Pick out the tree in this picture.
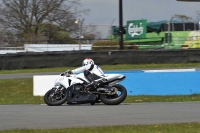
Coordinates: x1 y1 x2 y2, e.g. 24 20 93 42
196 10 200 21
83 24 101 43
0 0 89 45
173 14 192 22
42 24 77 44
80 24 102 44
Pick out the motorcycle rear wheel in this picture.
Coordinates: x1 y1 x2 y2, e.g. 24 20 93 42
100 84 127 105
44 89 67 106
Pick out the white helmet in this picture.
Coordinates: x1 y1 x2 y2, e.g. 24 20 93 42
82 58 94 66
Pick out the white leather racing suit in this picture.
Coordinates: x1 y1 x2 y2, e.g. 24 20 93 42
72 64 105 79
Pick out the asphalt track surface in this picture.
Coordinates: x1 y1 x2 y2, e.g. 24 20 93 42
0 72 200 131
0 102 200 131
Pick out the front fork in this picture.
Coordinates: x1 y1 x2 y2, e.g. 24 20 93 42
51 86 65 98
53 85 64 91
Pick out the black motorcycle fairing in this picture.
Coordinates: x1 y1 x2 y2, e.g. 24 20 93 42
66 84 97 104
76 77 89 85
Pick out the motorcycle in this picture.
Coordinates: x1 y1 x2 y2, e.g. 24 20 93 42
44 71 127 106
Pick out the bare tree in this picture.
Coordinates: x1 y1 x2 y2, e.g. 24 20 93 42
196 10 200 21
81 24 102 43
174 14 192 21
0 0 89 45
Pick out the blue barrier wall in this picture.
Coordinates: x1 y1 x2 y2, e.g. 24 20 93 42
105 70 200 96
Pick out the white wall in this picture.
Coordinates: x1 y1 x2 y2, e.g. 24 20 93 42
33 75 58 96
0 50 25 54
24 44 92 52
0 44 93 54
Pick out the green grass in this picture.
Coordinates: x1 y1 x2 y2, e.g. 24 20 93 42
0 78 43 104
0 123 200 133
125 94 200 103
1 63 200 74
0 78 200 105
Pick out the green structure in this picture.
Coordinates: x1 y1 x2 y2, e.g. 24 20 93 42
112 26 119 35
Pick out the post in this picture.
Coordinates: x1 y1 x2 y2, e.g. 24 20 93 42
119 0 124 50
168 16 174 48
78 23 81 50
75 18 84 50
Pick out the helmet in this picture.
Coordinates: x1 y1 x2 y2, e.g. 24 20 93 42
82 58 94 66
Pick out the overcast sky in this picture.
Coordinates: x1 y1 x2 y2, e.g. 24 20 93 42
80 0 200 38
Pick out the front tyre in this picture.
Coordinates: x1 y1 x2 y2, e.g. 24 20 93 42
44 88 67 106
100 84 127 105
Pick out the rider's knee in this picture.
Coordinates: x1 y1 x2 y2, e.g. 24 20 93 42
84 70 90 76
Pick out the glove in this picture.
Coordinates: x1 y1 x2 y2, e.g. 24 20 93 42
60 72 65 76
60 70 73 76
65 70 73 75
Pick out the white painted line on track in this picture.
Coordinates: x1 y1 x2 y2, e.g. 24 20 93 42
144 68 196 73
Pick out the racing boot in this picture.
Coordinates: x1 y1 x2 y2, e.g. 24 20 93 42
85 81 98 91
96 78 107 85
87 78 107 91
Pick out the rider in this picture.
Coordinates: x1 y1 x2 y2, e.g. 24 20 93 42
65 58 106 90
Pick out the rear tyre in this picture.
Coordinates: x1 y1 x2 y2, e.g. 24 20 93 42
44 88 67 106
100 84 127 105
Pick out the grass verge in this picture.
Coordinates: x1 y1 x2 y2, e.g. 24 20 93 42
0 78 200 105
0 123 200 133
0 63 200 74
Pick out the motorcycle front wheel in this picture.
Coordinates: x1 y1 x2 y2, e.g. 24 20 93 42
100 84 127 105
44 88 67 106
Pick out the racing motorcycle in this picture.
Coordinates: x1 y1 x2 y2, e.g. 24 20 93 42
44 71 127 106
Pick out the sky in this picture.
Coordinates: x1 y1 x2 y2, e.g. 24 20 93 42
80 0 200 38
